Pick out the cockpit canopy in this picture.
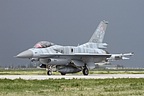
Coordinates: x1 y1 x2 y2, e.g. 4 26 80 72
34 41 54 48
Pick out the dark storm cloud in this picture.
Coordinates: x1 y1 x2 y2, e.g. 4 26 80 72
0 0 143 67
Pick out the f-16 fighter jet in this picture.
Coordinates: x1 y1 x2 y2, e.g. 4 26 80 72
16 20 133 75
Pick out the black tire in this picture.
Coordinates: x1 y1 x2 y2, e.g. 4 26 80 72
82 67 89 75
47 70 52 75
61 73 66 75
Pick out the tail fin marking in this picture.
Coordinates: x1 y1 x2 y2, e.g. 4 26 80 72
89 20 108 43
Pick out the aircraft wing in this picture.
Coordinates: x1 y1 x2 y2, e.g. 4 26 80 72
39 53 111 69
39 53 111 58
38 53 111 63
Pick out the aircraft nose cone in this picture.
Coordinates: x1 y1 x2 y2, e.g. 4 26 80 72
16 50 33 58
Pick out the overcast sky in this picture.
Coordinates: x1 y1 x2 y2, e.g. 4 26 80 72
0 0 143 67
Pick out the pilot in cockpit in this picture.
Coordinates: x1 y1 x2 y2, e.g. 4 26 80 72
34 41 54 48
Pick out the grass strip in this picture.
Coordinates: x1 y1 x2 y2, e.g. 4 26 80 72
0 78 144 96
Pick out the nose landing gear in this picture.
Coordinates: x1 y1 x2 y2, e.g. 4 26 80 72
46 65 52 75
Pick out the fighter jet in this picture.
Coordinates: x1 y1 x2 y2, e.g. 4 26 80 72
16 20 133 75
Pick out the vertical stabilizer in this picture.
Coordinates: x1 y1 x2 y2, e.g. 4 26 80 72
89 20 108 43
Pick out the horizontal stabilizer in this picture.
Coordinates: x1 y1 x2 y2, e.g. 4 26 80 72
107 52 134 61
122 57 129 60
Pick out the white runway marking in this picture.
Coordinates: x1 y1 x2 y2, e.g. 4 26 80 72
0 74 144 80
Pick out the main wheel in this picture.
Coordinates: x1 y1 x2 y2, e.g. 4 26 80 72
61 73 66 75
82 67 89 75
47 70 52 75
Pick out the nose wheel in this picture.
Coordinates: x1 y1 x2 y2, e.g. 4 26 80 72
46 65 52 75
47 70 52 75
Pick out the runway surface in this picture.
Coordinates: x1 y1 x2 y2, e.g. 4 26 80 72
0 74 144 80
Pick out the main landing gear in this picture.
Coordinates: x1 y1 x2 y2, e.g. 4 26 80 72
82 65 89 75
60 73 66 75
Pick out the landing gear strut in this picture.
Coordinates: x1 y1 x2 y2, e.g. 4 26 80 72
82 65 89 75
